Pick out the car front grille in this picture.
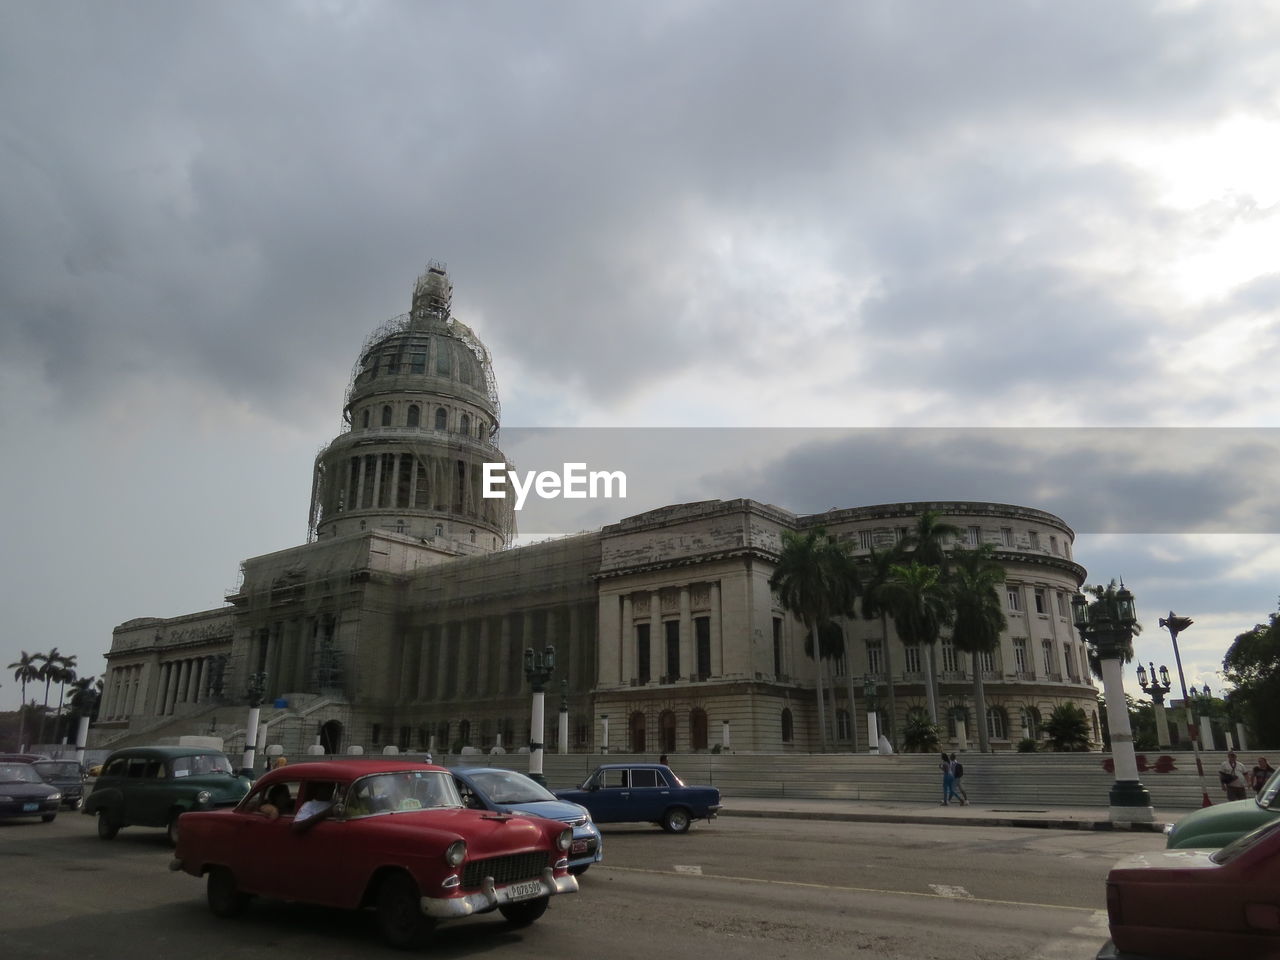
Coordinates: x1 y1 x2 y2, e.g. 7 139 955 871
462 851 547 888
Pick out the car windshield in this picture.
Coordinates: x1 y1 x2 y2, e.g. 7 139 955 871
469 769 556 804
34 762 81 778
346 771 461 816
1258 768 1280 810
0 763 43 784
1210 817 1280 865
172 754 234 777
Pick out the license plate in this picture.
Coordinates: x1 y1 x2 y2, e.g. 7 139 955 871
22 803 38 812
504 880 544 902
570 839 587 854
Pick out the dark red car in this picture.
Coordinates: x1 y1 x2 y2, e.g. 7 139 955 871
170 760 578 948
1099 817 1280 959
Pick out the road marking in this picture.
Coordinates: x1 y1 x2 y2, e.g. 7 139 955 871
1030 910 1110 959
673 864 703 875
928 884 973 899
602 865 1097 913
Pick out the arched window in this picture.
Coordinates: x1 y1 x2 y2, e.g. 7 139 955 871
690 708 708 750
457 719 471 748
1091 712 1101 744
435 721 450 751
361 409 370 429
836 709 851 741
986 706 1008 740
407 405 420 427
460 413 470 435
381 405 392 427
1020 706 1042 740
946 706 971 739
469 529 476 543
781 708 794 743
659 710 677 753
629 711 646 754
435 407 447 430
476 419 486 438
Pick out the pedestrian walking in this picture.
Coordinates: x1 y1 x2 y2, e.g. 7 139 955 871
939 750 963 805
949 752 968 805
1251 756 1275 793
1218 751 1249 801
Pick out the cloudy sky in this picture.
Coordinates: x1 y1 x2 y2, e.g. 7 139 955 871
3 1 1279 718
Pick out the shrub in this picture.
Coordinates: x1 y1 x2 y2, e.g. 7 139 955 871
1016 737 1039 753
902 714 941 753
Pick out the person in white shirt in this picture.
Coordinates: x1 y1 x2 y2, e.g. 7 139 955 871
1218 752 1248 801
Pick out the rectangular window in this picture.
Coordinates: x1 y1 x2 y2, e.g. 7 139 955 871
1007 588 1022 612
1041 639 1054 676
866 639 882 675
968 525 982 547
1049 535 1058 555
1013 638 1028 673
695 616 711 678
904 645 922 673
1034 588 1047 615
1029 531 1041 551
1056 592 1068 617
636 623 650 684
979 649 995 673
772 617 783 677
665 620 680 680
941 640 958 673
859 530 873 550
1081 646 1091 680
1001 527 1014 547
410 353 426 374
1063 643 1074 680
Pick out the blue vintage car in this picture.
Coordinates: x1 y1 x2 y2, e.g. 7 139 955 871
555 763 721 834
451 767 603 875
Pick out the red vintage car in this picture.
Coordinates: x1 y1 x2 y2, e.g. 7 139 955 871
1098 817 1280 959
170 760 578 948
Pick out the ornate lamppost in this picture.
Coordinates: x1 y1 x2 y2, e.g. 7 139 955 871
863 675 879 755
1135 662 1173 747
600 714 609 754
241 671 268 777
523 645 555 785
557 680 569 754
1071 584 1154 823
1192 683 1216 750
1159 613 1212 807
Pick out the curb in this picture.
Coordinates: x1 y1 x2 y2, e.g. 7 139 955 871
720 807 1171 833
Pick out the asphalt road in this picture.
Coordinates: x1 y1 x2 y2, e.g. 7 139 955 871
0 812 1164 960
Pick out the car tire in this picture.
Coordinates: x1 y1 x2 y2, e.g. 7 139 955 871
498 895 549 926
167 811 183 848
376 872 436 950
41 813 56 823
569 864 590 876
206 867 250 918
661 806 691 834
96 811 119 840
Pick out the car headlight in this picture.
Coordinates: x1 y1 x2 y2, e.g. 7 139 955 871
557 828 573 852
445 839 466 866
196 790 212 806
49 792 62 801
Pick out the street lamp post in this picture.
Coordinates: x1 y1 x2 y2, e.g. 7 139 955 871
600 714 609 754
523 645 555 785
863 675 879 755
557 680 569 754
1071 584 1155 824
1135 662 1173 747
1194 684 1216 750
1159 613 1212 807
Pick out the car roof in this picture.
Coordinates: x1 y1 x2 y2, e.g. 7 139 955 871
104 746 228 760
256 760 445 783
594 763 666 770
452 767 532 778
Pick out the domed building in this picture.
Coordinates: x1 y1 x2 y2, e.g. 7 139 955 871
92 265 1102 758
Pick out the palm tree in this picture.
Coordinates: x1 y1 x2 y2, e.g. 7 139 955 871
902 509 964 573
804 621 856 749
7 651 41 749
770 527 857 752
881 561 953 725
34 647 65 746
68 675 103 723
1044 702 1091 751
949 546 1007 753
859 543 907 749
53 654 77 743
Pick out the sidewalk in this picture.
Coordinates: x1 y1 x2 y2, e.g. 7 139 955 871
720 796 1182 833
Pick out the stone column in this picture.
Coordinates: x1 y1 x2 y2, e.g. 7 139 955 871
620 595 633 685
435 623 450 700
649 591 662 682
679 585 694 680
710 581 723 677
521 611 535 694
498 616 512 695
371 453 385 509
567 604 581 690
152 662 171 716
457 620 472 697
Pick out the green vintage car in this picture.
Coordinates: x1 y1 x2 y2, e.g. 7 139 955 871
1165 767 1280 848
83 746 252 846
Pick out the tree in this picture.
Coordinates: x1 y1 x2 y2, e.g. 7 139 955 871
67 675 103 726
770 527 858 752
804 621 849 748
1223 603 1280 748
880 562 953 725
1044 702 1091 752
948 546 1007 753
901 711 940 753
34 647 67 746
901 509 964 573
7 651 40 749
858 543 907 749
53 654 77 743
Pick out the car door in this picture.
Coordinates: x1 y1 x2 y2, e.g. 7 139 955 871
122 757 168 825
626 767 670 820
586 767 631 821
235 780 347 904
